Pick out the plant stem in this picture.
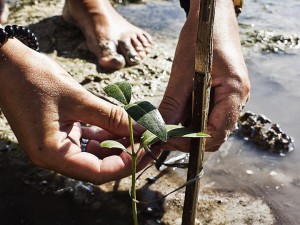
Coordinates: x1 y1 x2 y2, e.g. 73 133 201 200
131 154 138 225
128 116 138 225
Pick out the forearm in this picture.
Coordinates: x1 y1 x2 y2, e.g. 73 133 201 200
0 37 47 109
0 39 50 149
159 0 250 152
0 39 31 108
160 0 247 120
186 0 247 81
212 0 248 78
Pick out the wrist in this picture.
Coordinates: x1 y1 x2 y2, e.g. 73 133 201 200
0 25 39 50
0 39 30 105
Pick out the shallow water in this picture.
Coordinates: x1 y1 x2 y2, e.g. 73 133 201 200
235 2 300 224
118 0 300 224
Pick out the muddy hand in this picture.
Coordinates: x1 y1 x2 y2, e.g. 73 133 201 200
159 0 250 152
0 38 154 185
63 0 152 71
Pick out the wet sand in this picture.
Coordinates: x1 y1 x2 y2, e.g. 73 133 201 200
1 0 299 224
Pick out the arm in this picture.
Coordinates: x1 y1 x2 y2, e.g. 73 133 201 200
159 0 250 151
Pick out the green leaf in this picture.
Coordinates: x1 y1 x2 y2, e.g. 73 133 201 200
166 125 209 138
125 101 167 142
103 82 132 105
141 130 160 147
100 140 126 150
141 124 210 146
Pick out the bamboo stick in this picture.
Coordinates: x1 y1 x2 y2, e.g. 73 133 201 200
181 0 216 225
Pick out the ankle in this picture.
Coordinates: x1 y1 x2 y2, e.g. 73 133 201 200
0 1 8 24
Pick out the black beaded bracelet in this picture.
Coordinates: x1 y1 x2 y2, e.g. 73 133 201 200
0 25 39 51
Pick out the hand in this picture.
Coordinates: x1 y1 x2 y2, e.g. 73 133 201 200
158 0 250 152
0 39 154 184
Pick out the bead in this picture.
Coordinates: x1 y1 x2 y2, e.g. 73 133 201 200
12 25 18 30
4 25 14 38
24 29 31 36
0 28 8 45
15 26 27 37
21 28 31 37
1 25 39 51
32 43 39 51
25 39 39 51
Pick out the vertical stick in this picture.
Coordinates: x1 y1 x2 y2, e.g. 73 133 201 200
181 0 216 225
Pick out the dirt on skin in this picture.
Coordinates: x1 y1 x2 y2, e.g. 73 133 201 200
0 1 275 225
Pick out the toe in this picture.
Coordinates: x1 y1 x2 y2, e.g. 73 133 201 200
140 31 153 45
97 39 126 71
118 40 141 66
137 33 152 54
131 37 147 59
131 37 144 52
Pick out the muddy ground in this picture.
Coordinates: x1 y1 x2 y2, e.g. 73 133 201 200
0 0 276 225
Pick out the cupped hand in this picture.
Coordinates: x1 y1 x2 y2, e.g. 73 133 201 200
0 39 154 184
158 0 250 152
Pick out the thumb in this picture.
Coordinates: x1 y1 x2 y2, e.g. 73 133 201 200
67 87 130 137
159 92 192 125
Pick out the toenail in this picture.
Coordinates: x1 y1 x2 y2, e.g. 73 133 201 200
128 55 141 64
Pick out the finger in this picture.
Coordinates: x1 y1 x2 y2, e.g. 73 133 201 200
57 145 133 184
158 65 193 125
84 134 131 158
118 40 141 66
205 96 241 150
64 122 82 146
160 137 219 152
85 139 124 159
81 129 133 159
53 141 158 185
67 87 131 137
159 93 192 125
206 145 221 152
81 126 121 142
81 125 145 145
136 147 161 171
97 39 126 70
158 136 210 153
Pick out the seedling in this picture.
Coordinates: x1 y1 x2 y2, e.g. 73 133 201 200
100 81 208 225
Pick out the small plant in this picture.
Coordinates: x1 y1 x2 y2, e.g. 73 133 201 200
100 81 208 225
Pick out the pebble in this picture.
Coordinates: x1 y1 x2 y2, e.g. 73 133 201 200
269 171 277 176
246 170 254 175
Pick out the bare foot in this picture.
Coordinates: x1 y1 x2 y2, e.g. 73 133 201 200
0 0 8 24
62 0 152 71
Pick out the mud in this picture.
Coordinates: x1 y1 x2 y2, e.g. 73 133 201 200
0 138 275 225
0 0 279 225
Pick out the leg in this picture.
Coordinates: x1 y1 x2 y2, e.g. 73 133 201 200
0 0 8 24
62 0 152 71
